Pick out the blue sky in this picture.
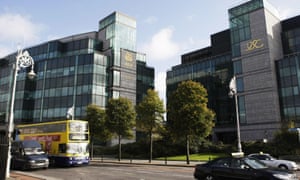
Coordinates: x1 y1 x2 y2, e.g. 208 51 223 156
0 0 300 102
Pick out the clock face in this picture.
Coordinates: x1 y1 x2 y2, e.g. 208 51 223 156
125 51 133 62
124 51 135 68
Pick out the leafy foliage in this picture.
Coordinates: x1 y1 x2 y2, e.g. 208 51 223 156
105 98 136 138
136 89 165 133
167 80 215 140
167 80 215 164
85 104 111 142
136 89 165 162
105 97 136 160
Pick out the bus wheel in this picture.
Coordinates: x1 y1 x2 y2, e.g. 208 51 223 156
50 159 55 167
21 164 27 171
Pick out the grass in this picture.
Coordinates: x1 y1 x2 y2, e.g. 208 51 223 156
156 153 227 162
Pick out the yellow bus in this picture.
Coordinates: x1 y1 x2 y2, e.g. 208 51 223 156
17 120 89 166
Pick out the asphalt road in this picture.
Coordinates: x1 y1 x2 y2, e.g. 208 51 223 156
10 161 300 180
19 163 195 180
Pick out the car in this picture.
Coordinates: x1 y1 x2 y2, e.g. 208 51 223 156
248 153 298 171
11 140 49 170
193 156 298 180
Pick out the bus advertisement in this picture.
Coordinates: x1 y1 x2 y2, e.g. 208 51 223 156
17 120 89 166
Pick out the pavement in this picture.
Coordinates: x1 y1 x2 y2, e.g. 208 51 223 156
6 172 47 180
5 159 199 180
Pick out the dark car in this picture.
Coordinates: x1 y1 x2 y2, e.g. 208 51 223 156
194 156 298 180
11 140 49 170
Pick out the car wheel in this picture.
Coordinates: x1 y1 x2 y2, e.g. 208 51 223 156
204 174 214 180
278 165 288 170
21 164 27 171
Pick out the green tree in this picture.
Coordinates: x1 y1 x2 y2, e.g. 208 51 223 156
85 104 110 159
136 89 165 162
105 97 136 161
167 80 215 164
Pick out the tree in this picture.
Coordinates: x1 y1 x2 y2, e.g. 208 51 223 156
167 80 215 164
85 104 110 159
136 89 165 162
105 97 136 161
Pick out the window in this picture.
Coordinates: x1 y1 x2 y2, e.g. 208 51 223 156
237 77 244 92
238 96 246 123
59 144 66 153
234 60 242 74
113 91 119 98
113 71 120 86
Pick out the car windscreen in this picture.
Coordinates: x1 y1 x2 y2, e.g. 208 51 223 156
244 157 268 169
24 148 45 155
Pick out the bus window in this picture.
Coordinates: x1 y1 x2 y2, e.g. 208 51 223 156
59 144 66 153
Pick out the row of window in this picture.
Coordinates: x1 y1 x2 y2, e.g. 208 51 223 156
283 28 300 54
229 0 263 18
168 55 231 78
283 106 300 118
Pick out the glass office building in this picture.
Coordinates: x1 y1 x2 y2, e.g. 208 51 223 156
167 0 300 142
0 12 154 125
276 15 300 125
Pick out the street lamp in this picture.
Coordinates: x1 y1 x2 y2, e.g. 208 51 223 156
229 76 242 153
5 49 36 178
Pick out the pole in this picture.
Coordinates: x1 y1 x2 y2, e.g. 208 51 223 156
234 93 242 153
5 49 36 178
5 61 18 178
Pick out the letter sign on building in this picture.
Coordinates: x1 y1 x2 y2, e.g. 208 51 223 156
124 51 134 68
246 39 264 51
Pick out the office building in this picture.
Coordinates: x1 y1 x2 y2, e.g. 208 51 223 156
0 12 154 125
166 0 300 142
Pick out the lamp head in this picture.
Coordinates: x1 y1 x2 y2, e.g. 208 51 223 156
228 90 234 98
27 69 36 79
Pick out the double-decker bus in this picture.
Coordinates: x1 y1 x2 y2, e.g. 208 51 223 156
16 120 89 166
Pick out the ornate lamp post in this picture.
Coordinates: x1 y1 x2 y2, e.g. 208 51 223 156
5 49 36 178
229 76 242 153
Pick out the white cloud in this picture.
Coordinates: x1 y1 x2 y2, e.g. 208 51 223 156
0 13 44 47
141 27 180 61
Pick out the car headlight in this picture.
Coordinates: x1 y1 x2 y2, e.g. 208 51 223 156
29 160 36 163
291 162 298 168
273 173 294 180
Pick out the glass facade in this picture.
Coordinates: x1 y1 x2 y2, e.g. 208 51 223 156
276 15 300 126
167 53 234 125
167 0 299 142
0 12 153 125
282 28 300 54
228 0 263 57
277 54 300 123
99 12 138 103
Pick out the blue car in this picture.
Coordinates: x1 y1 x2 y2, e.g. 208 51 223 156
10 140 49 170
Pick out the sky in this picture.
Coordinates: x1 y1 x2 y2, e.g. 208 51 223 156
0 0 300 103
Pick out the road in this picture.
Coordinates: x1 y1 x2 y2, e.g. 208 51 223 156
11 161 300 180
22 163 195 180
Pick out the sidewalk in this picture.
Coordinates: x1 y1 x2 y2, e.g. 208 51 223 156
91 157 201 167
6 171 46 180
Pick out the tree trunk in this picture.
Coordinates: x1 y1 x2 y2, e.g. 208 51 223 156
149 131 153 163
186 136 190 165
118 135 121 161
